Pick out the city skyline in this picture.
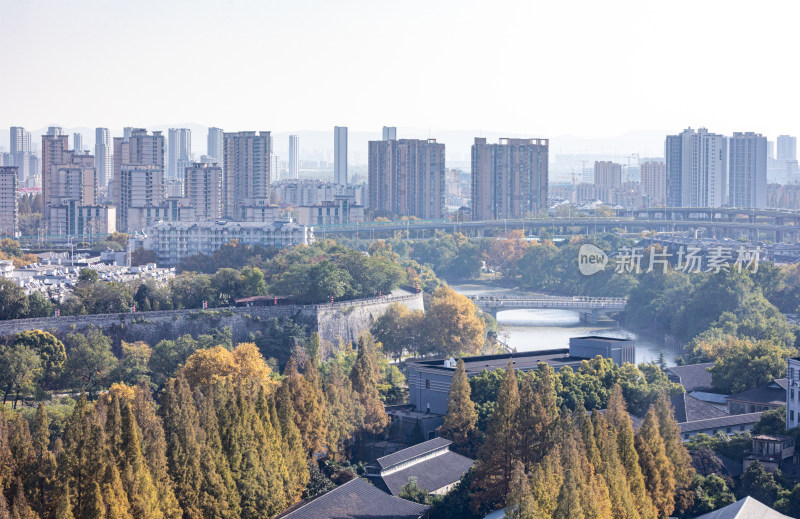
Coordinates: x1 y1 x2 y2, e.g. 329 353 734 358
2 0 800 140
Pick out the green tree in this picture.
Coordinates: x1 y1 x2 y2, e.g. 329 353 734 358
753 407 786 435
398 477 430 505
350 334 389 435
63 329 117 394
709 336 792 394
472 360 520 509
736 461 780 506
12 330 66 388
0 278 29 320
0 343 42 407
439 359 478 454
26 291 54 318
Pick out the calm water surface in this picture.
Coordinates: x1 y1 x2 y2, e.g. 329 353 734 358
451 283 680 366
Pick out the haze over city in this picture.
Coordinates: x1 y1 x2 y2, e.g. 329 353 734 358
2 0 799 146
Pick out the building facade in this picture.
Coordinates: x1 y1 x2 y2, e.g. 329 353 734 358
222 131 271 218
119 164 165 232
382 126 397 141
47 203 116 239
185 162 223 221
787 358 800 429
471 137 549 220
640 160 666 206
10 126 31 183
369 138 446 219
729 132 767 209
207 127 224 164
272 179 365 206
95 128 113 190
334 126 347 185
142 220 312 266
288 135 299 179
594 161 622 189
293 198 365 226
0 167 18 237
777 135 797 161
167 128 192 180
665 128 728 207
113 128 165 208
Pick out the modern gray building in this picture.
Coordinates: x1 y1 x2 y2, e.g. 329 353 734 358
382 126 397 141
288 134 299 179
729 132 767 209
665 128 728 208
334 126 347 185
777 135 797 161
73 133 83 153
222 131 271 217
407 337 633 415
10 126 31 183
207 127 224 164
95 128 113 190
167 128 192 180
471 137 549 220
368 138 446 219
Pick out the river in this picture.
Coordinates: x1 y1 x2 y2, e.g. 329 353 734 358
451 283 681 366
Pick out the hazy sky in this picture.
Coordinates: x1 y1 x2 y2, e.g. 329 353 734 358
2 0 799 139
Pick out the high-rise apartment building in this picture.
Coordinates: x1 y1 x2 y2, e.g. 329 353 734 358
0 167 18 237
382 126 397 141
288 135 299 179
10 127 31 183
665 128 727 208
119 164 165 231
73 133 83 153
207 127 224 164
640 161 666 207
113 128 165 208
777 135 797 161
47 126 64 136
471 137 549 220
368 138 446 219
41 134 70 207
185 162 223 221
168 128 192 180
95 128 113 189
594 161 622 188
334 126 347 185
222 131 271 218
729 132 767 209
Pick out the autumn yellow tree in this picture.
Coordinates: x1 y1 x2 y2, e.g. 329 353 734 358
424 286 486 357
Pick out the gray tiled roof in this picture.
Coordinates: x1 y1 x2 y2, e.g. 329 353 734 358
380 450 475 496
692 496 790 518
679 412 763 434
376 437 452 470
666 363 715 392
727 379 786 407
277 478 429 519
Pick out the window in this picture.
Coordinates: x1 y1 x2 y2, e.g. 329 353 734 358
792 410 795 422
425 379 430 389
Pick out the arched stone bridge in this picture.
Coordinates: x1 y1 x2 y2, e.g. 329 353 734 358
470 296 628 324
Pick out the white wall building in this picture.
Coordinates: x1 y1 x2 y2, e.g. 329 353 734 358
167 128 192 180
288 134 299 179
142 220 312 266
272 179 365 206
334 126 347 185
95 128 113 190
729 132 767 209
665 128 728 207
207 127 224 164
787 358 800 429
293 198 364 226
